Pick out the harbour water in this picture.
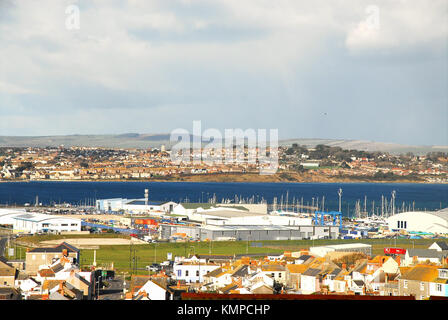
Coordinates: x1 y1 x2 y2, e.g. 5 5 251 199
0 181 447 217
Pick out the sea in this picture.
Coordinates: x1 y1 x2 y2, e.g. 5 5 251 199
0 181 447 217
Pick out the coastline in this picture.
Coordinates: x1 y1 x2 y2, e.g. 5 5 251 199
0 175 445 185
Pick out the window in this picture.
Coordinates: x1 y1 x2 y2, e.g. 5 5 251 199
404 221 407 229
403 280 408 289
278 273 282 278
420 282 425 291
71 224 77 226
196 271 199 277
397 221 400 228
177 270 182 277
437 284 442 292
271 273 275 278
185 270 189 276
61 224 68 226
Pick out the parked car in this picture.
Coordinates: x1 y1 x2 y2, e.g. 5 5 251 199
145 263 161 272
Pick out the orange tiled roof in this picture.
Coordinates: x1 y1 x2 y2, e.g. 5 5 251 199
286 264 308 274
38 269 55 277
400 265 440 282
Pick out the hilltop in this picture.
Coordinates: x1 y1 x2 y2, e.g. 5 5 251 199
0 134 446 155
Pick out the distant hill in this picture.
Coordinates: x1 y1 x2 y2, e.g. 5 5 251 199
0 134 446 155
279 138 448 155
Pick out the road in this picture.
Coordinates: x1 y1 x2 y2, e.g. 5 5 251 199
98 278 126 300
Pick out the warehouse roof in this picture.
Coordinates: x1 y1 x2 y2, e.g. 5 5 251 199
427 208 448 222
200 225 308 231
13 212 80 223
197 210 262 218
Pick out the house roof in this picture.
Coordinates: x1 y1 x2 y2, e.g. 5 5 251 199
296 255 314 263
407 249 446 259
42 279 63 290
286 264 308 274
0 268 16 277
51 263 64 274
0 256 14 268
28 242 79 253
433 241 448 250
400 265 439 282
49 291 69 300
204 267 223 278
353 280 365 287
231 265 250 278
220 282 239 294
196 254 234 262
261 264 285 272
74 273 91 286
302 268 322 277
38 269 55 277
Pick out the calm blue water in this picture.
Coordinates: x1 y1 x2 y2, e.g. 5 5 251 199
0 181 447 217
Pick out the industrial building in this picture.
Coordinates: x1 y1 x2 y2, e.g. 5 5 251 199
159 223 340 241
2 212 81 234
172 204 312 227
96 188 177 215
0 209 81 234
0 208 27 225
173 203 268 215
386 208 448 235
309 243 372 257
96 198 177 215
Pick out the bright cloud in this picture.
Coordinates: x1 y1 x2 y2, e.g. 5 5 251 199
0 0 446 145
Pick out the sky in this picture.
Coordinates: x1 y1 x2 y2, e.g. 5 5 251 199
0 0 447 146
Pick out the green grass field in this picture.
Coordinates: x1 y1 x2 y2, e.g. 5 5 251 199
18 233 130 245
77 238 439 274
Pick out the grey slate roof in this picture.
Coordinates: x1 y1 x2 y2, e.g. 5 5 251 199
407 249 446 259
434 241 448 250
29 242 79 253
353 280 365 287
302 268 321 277
51 263 64 274
232 265 250 278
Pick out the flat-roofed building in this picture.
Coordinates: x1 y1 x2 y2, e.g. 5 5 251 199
12 213 81 234
159 223 339 241
310 243 372 258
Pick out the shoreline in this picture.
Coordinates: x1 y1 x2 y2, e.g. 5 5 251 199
0 178 446 185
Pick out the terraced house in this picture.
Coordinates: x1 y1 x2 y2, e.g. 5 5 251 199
399 265 444 300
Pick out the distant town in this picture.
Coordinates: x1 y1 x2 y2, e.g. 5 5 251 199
0 145 447 183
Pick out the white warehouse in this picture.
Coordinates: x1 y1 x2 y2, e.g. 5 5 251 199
11 212 81 234
386 208 448 235
0 208 28 225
